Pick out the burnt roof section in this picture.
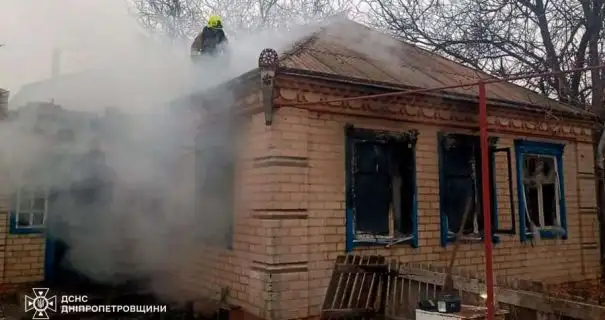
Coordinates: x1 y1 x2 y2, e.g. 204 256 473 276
277 19 595 119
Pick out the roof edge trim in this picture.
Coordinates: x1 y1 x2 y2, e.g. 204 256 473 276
277 68 597 122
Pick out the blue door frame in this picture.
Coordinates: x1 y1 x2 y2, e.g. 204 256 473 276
44 233 56 283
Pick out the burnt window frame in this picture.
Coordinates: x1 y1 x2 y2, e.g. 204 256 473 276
344 125 419 251
437 132 517 247
514 139 567 241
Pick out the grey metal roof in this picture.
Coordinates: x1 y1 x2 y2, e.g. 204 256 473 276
277 19 594 118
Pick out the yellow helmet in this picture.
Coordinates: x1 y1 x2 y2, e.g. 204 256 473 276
207 15 222 28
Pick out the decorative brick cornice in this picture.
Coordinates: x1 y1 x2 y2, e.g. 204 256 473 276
272 80 594 143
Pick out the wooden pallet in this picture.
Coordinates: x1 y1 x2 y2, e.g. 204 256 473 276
320 255 390 320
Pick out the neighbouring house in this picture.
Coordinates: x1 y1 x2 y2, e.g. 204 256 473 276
0 96 195 296
8 72 144 112
0 101 117 293
171 19 602 319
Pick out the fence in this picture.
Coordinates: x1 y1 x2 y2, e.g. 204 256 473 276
320 255 605 320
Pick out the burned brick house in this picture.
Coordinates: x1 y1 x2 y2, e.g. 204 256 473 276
0 18 601 319
174 19 602 319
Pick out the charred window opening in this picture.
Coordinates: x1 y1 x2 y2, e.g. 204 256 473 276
438 133 514 246
345 125 419 250
515 140 567 241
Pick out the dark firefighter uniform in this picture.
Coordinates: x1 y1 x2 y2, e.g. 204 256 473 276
191 15 228 57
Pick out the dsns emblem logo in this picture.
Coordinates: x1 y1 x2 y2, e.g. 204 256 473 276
24 288 57 320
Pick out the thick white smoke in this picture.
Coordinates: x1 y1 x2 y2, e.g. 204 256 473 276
0 0 319 301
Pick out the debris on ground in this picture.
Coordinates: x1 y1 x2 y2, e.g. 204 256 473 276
547 277 605 304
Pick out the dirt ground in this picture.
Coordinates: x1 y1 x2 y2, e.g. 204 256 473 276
547 277 605 304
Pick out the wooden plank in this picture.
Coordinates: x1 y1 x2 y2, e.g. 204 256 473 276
337 255 359 309
398 266 605 320
377 260 390 315
365 256 384 311
335 264 390 273
346 256 364 309
322 255 347 313
332 255 353 311
322 255 389 319
354 256 370 309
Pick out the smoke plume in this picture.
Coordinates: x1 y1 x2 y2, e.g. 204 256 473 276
0 0 318 301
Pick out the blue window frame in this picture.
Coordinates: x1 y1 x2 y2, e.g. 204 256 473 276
10 187 49 234
437 133 515 246
344 125 419 251
514 139 567 241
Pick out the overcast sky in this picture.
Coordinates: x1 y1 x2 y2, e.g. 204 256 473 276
0 0 323 112
0 0 143 93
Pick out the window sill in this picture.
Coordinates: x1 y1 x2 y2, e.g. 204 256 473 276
9 226 45 235
9 214 46 235
351 235 418 249
524 228 567 240
445 232 500 245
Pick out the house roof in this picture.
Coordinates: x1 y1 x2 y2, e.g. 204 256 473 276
274 19 594 118
9 70 185 112
8 72 122 110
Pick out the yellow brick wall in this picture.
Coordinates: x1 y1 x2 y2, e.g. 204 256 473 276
253 106 601 319
174 111 286 318
0 210 45 291
0 98 597 320
176 106 318 320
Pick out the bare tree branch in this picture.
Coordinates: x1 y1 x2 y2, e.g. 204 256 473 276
363 0 605 112
130 0 358 40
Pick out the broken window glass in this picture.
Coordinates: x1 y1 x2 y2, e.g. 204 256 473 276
521 154 559 230
525 186 540 227
352 141 391 236
348 128 416 245
542 184 556 226
437 132 515 244
439 134 484 240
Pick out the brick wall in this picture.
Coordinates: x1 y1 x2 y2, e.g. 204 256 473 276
0 94 598 319
249 105 600 319
175 104 323 319
173 111 278 318
0 210 45 294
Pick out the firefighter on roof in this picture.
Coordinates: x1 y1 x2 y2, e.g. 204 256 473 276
191 15 228 57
